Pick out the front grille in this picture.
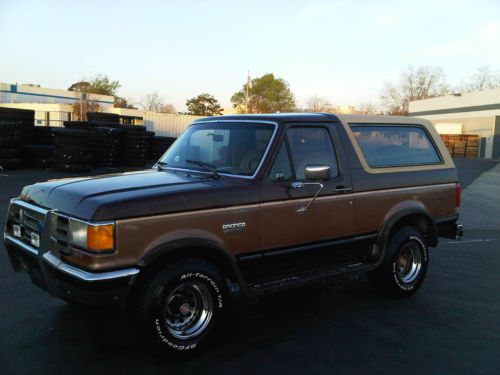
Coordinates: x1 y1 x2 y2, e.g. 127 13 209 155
51 215 71 255
7 201 48 248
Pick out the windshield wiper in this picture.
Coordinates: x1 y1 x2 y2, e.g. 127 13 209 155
156 161 168 170
185 160 220 179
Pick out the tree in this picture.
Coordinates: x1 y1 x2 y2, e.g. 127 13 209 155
114 96 137 109
461 66 500 92
186 93 223 116
68 74 121 96
231 73 297 114
140 92 176 113
141 92 163 112
71 99 101 121
380 66 449 116
355 103 379 115
158 104 177 114
306 96 334 112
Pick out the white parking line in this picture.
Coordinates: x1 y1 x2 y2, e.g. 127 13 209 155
445 238 498 244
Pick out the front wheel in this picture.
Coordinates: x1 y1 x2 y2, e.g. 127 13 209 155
368 227 429 298
129 258 229 357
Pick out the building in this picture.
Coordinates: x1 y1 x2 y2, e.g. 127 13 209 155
0 82 201 137
0 82 114 127
409 88 500 159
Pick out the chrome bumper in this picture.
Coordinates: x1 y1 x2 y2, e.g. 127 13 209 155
4 232 140 305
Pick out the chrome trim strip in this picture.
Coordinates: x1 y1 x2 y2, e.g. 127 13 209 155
156 120 279 180
4 235 39 256
53 212 114 227
42 252 140 282
11 199 49 215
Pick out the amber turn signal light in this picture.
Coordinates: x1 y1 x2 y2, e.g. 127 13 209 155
87 224 114 251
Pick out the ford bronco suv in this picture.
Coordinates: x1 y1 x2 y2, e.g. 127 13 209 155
4 114 463 356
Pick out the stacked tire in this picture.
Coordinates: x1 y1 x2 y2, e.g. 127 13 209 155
0 121 22 170
90 127 121 167
22 145 54 169
149 136 176 161
87 112 120 124
120 125 149 167
0 108 34 143
53 128 91 172
21 126 57 168
33 126 57 145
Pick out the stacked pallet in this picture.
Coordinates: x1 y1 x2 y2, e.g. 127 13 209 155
465 136 479 158
439 134 479 158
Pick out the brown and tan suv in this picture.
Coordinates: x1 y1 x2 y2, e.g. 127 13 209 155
4 113 463 356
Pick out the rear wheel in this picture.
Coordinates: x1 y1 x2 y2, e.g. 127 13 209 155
129 258 229 357
368 227 429 298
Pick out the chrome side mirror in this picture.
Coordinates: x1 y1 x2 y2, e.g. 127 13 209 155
304 165 331 181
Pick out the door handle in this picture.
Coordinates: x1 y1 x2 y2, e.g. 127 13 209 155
334 186 352 193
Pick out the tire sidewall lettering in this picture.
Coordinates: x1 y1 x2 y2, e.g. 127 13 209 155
152 271 225 351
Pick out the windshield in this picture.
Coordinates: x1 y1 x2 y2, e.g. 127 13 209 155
159 122 275 177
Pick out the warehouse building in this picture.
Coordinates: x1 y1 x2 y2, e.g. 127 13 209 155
0 82 200 137
409 88 500 159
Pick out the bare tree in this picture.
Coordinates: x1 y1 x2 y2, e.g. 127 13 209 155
355 103 379 115
158 104 177 114
381 66 449 116
306 96 334 112
461 66 500 92
140 92 176 113
141 92 163 112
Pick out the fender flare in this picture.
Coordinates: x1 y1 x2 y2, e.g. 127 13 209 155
376 202 438 251
137 237 246 286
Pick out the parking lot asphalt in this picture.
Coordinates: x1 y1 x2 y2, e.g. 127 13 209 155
1 160 499 375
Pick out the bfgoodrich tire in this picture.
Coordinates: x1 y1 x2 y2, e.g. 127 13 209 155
129 258 229 358
368 227 429 298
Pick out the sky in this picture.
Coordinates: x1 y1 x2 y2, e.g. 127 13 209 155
1 0 499 111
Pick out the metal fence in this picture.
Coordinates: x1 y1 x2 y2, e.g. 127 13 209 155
141 113 202 137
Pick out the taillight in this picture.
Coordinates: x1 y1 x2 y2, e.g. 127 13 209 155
455 182 461 208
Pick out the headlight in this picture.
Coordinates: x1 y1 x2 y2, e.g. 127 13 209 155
68 219 114 252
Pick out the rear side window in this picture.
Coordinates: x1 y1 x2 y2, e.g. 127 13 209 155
350 125 442 168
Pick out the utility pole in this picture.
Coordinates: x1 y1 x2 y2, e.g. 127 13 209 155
245 71 251 114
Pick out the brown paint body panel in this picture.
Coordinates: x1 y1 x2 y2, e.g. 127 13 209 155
353 183 456 234
13 114 460 276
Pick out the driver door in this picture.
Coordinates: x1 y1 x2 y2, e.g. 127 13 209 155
259 124 354 250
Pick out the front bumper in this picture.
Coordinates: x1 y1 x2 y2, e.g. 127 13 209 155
4 200 140 306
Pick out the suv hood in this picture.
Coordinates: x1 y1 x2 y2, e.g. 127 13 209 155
20 169 254 221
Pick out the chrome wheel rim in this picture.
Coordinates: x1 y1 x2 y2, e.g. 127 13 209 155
163 282 213 340
396 242 422 284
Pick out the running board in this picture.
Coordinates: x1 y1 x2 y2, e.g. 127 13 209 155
250 262 370 291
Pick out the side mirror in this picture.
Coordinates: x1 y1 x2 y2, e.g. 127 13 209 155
304 164 331 181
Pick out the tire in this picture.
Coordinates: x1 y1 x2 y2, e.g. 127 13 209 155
129 258 229 358
120 124 146 132
0 148 19 158
0 158 22 170
0 135 21 146
53 163 91 173
54 128 90 137
368 227 429 298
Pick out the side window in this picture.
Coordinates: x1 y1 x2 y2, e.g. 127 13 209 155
269 142 293 181
350 125 442 167
287 127 339 180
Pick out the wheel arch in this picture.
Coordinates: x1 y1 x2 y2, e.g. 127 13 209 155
377 202 438 250
137 238 244 285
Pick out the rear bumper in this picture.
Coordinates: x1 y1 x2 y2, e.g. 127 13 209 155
4 234 140 306
436 215 464 240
